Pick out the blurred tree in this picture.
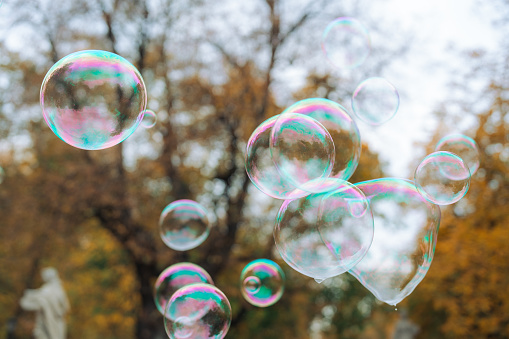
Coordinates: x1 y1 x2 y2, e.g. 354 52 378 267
410 73 509 338
0 0 406 338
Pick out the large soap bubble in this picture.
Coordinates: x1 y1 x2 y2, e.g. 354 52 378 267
40 50 147 150
435 133 480 176
270 113 335 193
321 17 371 69
240 259 285 307
245 115 310 200
274 179 373 281
351 77 400 126
414 151 470 205
274 99 361 181
349 178 441 306
159 200 211 251
164 283 231 339
154 263 214 317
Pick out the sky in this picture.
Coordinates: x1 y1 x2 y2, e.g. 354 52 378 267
0 0 502 179
353 0 500 177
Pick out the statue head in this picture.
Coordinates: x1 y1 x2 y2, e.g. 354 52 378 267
41 267 59 283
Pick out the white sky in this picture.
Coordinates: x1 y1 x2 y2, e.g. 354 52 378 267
354 0 500 177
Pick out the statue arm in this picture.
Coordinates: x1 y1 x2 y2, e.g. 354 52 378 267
20 290 42 311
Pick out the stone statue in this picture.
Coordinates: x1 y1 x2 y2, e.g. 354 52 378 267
393 308 419 339
20 267 70 339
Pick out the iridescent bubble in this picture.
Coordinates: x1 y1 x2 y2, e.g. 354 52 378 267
40 50 147 150
239 259 285 307
141 109 157 129
275 98 361 181
414 151 470 205
349 178 441 306
321 17 371 69
159 200 211 251
270 112 335 192
154 263 214 317
351 77 400 126
245 115 310 200
435 133 480 176
274 179 373 281
164 283 231 339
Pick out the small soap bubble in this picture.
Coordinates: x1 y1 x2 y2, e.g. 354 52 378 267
435 134 480 176
164 283 231 339
270 112 335 192
141 109 157 128
274 179 373 281
240 259 285 307
154 263 214 317
245 115 310 200
350 178 441 306
352 77 400 125
243 276 261 294
414 151 470 205
322 17 371 69
159 200 211 251
40 50 147 150
276 98 361 181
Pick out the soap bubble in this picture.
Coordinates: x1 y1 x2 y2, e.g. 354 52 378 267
414 151 470 205
164 283 231 339
159 200 211 251
40 50 147 150
270 112 335 192
274 179 373 281
275 98 361 181
352 77 400 126
240 259 285 307
245 115 310 200
435 134 480 176
141 109 157 128
322 17 371 69
349 178 441 306
154 263 214 317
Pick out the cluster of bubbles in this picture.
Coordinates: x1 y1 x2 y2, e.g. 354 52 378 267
35 13 482 336
239 259 285 307
243 18 481 308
